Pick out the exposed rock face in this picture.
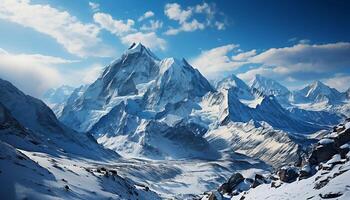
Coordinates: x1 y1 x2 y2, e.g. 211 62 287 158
309 141 338 165
309 123 350 165
277 166 299 183
218 172 244 194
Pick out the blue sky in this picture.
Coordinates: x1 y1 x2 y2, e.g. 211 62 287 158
0 0 349 97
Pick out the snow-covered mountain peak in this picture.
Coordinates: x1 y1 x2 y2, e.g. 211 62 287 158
216 74 250 91
295 80 344 104
251 74 290 96
124 42 159 60
306 80 332 97
158 57 181 74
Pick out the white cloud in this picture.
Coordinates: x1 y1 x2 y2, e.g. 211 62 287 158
164 3 192 23
164 2 225 35
195 2 213 15
138 11 154 22
94 11 167 51
232 49 256 61
93 12 135 36
0 0 114 57
215 21 225 30
237 42 350 87
324 75 350 92
121 32 166 51
140 20 163 32
237 66 275 83
77 64 104 84
165 19 205 35
0 48 76 97
89 2 100 12
190 44 246 78
250 42 350 74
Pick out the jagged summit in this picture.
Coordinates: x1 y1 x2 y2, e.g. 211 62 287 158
295 80 344 103
251 74 290 96
124 42 159 60
216 74 250 91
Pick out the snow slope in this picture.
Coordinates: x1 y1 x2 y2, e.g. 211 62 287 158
0 141 161 200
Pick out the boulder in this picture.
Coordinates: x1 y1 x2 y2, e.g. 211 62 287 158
278 166 298 183
228 173 245 189
219 173 244 194
271 181 282 188
334 128 350 147
309 142 338 165
299 164 312 180
251 174 265 188
208 191 223 200
339 144 350 158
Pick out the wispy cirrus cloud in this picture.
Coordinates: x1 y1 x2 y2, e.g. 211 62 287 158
0 0 114 57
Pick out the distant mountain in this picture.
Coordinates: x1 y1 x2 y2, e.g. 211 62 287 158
250 74 291 106
293 80 345 104
42 85 75 116
216 74 254 100
251 74 291 97
42 85 74 105
250 77 348 119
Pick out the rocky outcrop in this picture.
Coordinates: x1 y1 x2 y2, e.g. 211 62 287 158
218 173 244 194
202 120 350 200
277 166 299 183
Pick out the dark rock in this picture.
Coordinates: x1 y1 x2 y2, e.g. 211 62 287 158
218 183 230 194
299 164 312 180
271 181 282 188
309 142 338 165
278 166 298 183
334 128 350 147
64 185 70 191
109 169 117 175
228 173 245 189
208 191 222 200
219 173 244 194
251 174 265 188
314 178 330 189
319 192 342 199
339 145 350 158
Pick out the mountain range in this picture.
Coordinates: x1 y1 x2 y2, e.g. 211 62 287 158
54 43 348 163
1 43 350 199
